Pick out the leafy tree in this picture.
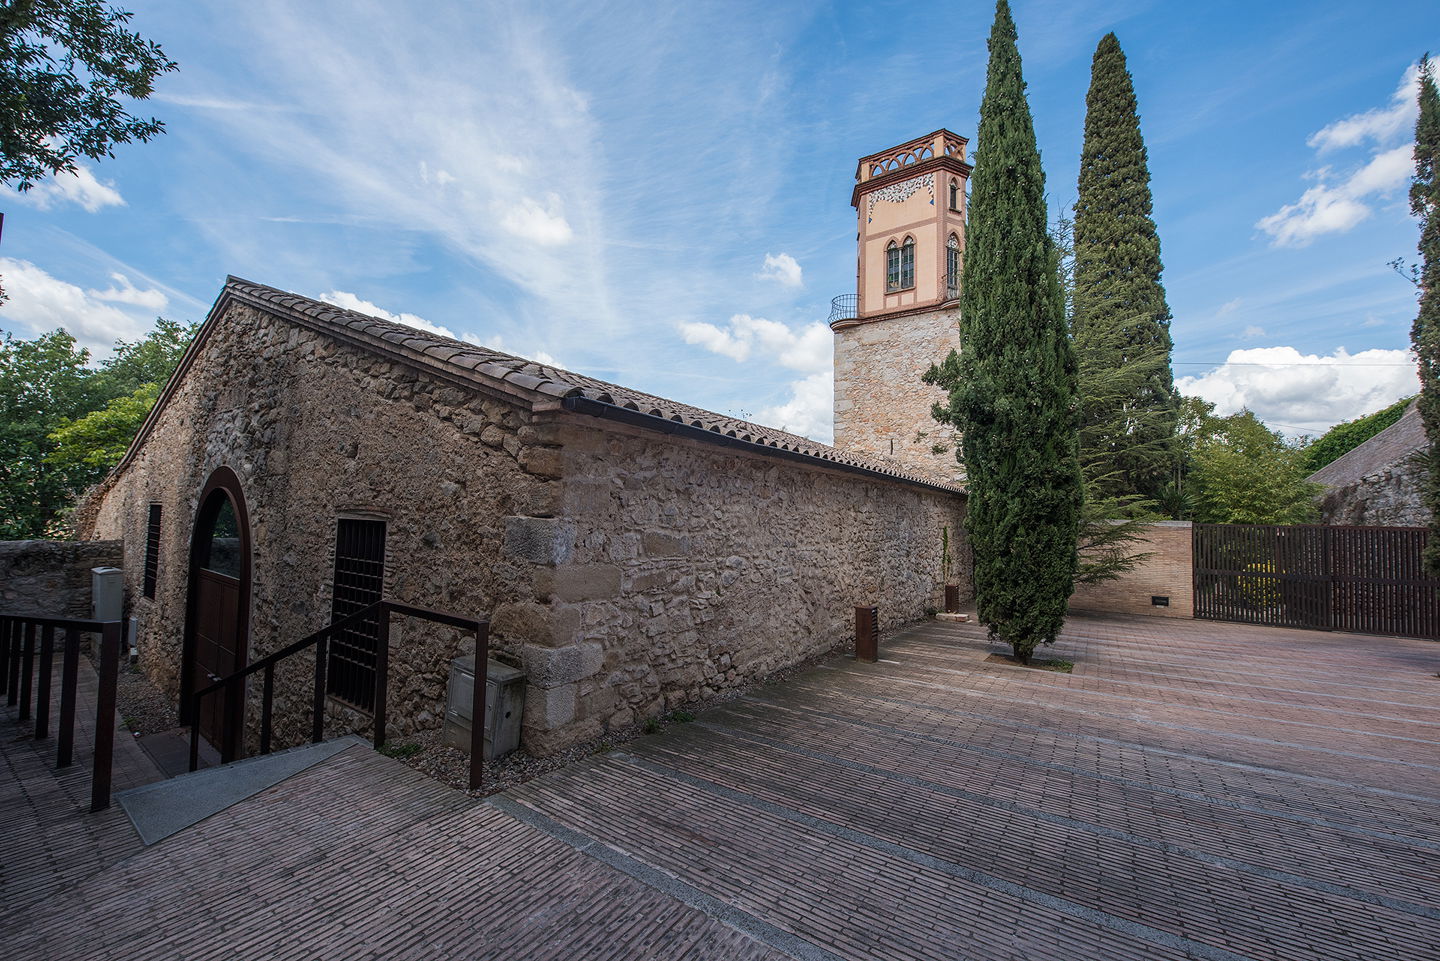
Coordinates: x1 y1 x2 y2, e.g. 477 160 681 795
1189 406 1321 525
926 0 1081 664
0 318 193 537
1071 33 1178 505
1299 394 1415 474
1410 54 1440 574
0 0 176 189
0 329 98 537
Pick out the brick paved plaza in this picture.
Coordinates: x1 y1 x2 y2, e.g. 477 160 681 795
3 613 1438 959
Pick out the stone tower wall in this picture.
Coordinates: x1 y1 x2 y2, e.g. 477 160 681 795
832 307 961 479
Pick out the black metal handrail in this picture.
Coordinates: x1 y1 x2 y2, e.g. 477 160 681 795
2 613 125 811
188 600 490 790
828 293 858 324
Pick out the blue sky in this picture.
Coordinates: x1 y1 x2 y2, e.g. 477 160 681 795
2 0 1437 441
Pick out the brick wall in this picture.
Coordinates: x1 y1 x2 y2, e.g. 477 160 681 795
0 540 123 619
1068 521 1192 619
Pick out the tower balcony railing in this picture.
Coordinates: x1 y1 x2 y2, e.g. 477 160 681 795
828 294 858 324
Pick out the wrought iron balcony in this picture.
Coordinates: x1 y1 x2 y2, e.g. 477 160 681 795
828 294 858 324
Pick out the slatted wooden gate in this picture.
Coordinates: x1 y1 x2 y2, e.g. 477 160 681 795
1193 523 1440 639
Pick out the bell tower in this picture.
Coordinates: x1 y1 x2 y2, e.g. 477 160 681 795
830 129 971 479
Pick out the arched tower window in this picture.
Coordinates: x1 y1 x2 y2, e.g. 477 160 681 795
948 179 960 211
886 240 901 291
900 236 915 290
946 233 961 299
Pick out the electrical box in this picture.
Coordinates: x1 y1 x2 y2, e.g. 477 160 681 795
91 567 124 622
443 656 525 760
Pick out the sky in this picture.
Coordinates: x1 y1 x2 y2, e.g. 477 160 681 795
1 0 1437 443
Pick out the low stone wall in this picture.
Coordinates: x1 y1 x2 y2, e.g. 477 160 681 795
0 540 123 619
1068 521 1192 619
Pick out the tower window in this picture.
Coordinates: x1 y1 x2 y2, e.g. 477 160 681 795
948 179 960 211
885 239 917 292
900 237 915 290
886 241 901 291
947 234 961 299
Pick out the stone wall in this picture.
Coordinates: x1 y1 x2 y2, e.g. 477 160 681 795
1317 463 1431 528
832 308 961 481
511 416 969 754
1068 521 1193 619
81 302 555 750
81 298 970 758
0 540 123 619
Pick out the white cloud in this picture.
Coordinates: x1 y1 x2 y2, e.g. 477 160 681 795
1258 61 1435 247
89 273 169 312
498 194 574 246
319 290 463 341
0 258 151 351
5 165 125 213
1308 60 1438 153
678 313 830 372
1241 325 1267 340
1177 346 1418 435
756 370 833 443
476 333 563 369
757 252 803 288
1217 298 1242 316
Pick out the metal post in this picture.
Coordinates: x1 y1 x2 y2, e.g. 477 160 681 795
312 635 328 744
91 621 121 812
372 608 391 752
469 620 490 793
220 676 239 764
2 618 14 704
35 625 54 739
260 663 275 756
18 621 36 721
58 627 80 768
189 698 201 773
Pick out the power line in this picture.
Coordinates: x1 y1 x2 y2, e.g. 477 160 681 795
1173 362 1414 368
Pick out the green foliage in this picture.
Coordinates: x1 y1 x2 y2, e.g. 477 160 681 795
1189 407 1322 525
378 741 422 759
926 1 1081 664
1074 491 1155 586
1410 54 1440 575
0 0 177 189
1072 33 1178 504
1299 395 1415 474
0 319 194 537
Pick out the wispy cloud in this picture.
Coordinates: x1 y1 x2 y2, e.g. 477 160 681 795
1258 60 1437 247
4 165 125 213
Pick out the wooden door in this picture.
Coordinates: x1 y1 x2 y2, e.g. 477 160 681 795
192 568 241 744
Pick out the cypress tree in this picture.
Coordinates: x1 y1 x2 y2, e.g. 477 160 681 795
1411 55 1440 574
927 0 1082 663
1072 33 1178 505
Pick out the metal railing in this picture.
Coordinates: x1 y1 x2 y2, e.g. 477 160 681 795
2 614 125 811
188 601 491 790
828 293 858 324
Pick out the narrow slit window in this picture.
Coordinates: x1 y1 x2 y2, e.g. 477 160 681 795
143 503 161 599
946 233 961 299
328 518 387 710
948 179 960 211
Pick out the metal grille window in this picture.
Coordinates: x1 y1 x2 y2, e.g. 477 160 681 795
143 504 161 598
946 234 961 299
328 518 387 709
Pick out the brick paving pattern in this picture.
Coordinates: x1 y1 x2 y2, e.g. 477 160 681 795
3 614 1437 959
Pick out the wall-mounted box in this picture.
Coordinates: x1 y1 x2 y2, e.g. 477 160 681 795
91 567 124 622
442 656 525 760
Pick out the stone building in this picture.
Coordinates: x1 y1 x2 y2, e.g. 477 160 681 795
830 130 970 481
77 272 968 758
1310 400 1431 527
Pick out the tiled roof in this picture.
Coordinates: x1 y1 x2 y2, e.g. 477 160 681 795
1308 400 1426 488
223 277 962 493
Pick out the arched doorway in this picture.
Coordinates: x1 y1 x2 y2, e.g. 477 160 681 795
182 467 251 762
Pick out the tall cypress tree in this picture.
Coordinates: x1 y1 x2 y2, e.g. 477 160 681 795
926 0 1081 663
1411 55 1440 574
1072 33 1178 505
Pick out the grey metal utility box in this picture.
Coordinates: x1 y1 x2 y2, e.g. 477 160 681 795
91 567 124 622
442 656 525 760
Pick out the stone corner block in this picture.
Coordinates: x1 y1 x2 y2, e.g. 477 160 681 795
523 682 577 731
523 641 604 689
503 516 575 566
